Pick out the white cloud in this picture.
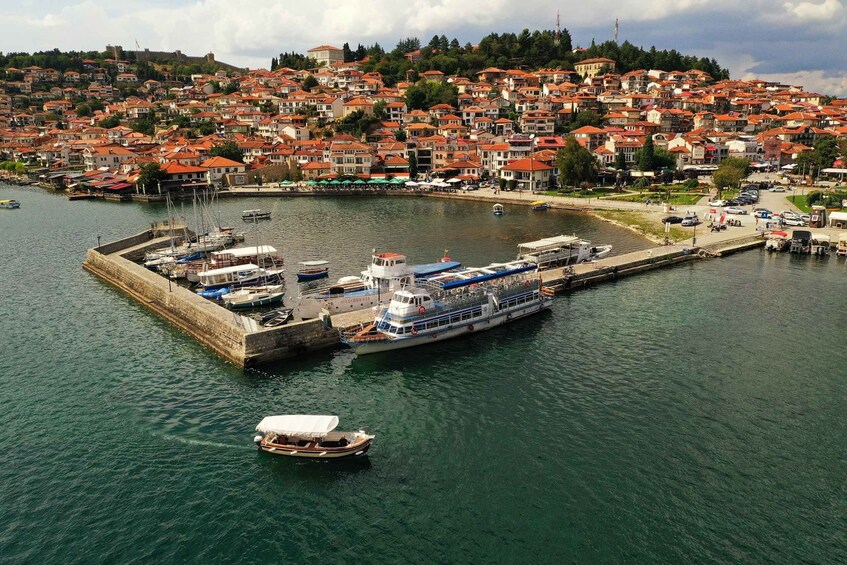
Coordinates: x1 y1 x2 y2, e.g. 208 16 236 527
781 0 845 21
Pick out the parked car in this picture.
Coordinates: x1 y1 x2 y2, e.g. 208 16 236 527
784 217 805 226
741 192 759 202
754 208 772 218
708 199 727 207
780 210 800 220
662 215 684 224
681 215 700 227
769 186 786 192
801 214 811 224
462 184 479 191
725 206 748 215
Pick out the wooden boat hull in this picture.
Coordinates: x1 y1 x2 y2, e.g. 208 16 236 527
258 439 372 458
296 270 330 282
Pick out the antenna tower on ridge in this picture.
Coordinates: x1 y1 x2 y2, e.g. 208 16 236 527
555 11 561 45
614 18 619 45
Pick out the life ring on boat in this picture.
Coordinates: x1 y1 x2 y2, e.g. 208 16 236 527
524 280 531 287
418 305 426 315
410 326 418 335
432 334 438 339
468 324 474 331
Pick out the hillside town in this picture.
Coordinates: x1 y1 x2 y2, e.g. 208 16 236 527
1 43 845 197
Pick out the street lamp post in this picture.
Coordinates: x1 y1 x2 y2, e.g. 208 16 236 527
692 222 697 247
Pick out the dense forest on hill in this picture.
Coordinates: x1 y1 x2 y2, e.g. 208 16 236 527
0 48 223 82
273 29 729 85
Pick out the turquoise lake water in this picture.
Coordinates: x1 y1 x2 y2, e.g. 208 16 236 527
0 184 845 563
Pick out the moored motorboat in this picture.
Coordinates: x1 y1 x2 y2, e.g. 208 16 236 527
253 415 375 459
242 209 271 221
296 260 330 281
0 199 21 209
340 260 553 355
222 284 284 308
531 200 549 211
493 203 504 215
517 235 613 270
197 263 284 291
260 307 294 327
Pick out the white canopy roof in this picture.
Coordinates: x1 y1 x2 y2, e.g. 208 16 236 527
518 235 580 252
298 260 330 267
213 246 276 258
256 415 339 438
200 263 260 276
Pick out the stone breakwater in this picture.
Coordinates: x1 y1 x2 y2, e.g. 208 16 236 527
82 229 340 368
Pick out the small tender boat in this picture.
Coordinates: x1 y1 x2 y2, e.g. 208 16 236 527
765 231 790 252
296 260 330 282
836 234 847 257
493 203 504 215
260 307 294 327
242 209 271 221
222 284 284 308
0 199 21 209
253 415 375 459
531 200 550 211
197 263 284 290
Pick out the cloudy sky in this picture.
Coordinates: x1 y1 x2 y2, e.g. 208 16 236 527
2 0 846 95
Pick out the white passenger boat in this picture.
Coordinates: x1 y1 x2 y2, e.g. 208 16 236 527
185 245 283 282
253 415 374 459
298 252 461 319
517 235 612 270
341 260 554 355
196 263 284 291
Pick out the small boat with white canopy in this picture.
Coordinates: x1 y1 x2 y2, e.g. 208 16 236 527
296 260 330 282
517 235 612 270
253 415 375 458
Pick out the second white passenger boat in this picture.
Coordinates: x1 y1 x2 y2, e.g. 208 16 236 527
340 261 553 355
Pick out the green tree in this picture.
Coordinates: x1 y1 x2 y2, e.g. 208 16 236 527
75 103 91 117
97 114 121 128
137 162 167 191
636 134 655 171
198 122 217 136
712 157 750 197
556 137 598 188
614 150 627 171
796 137 839 180
209 141 244 163
132 118 155 136
408 152 418 179
302 75 318 91
653 148 677 171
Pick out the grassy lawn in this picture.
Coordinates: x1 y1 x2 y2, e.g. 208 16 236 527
546 188 619 198
611 192 705 205
593 210 690 243
787 195 811 213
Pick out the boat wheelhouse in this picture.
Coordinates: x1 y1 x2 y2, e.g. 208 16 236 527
341 260 554 355
517 235 612 270
254 415 374 459
298 251 461 318
296 260 330 282
196 263 284 290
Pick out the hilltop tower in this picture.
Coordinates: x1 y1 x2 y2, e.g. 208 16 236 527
555 11 561 46
614 18 619 45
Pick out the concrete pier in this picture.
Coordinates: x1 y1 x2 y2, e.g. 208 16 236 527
83 228 765 367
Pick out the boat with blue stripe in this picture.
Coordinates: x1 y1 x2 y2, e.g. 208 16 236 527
340 260 554 355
